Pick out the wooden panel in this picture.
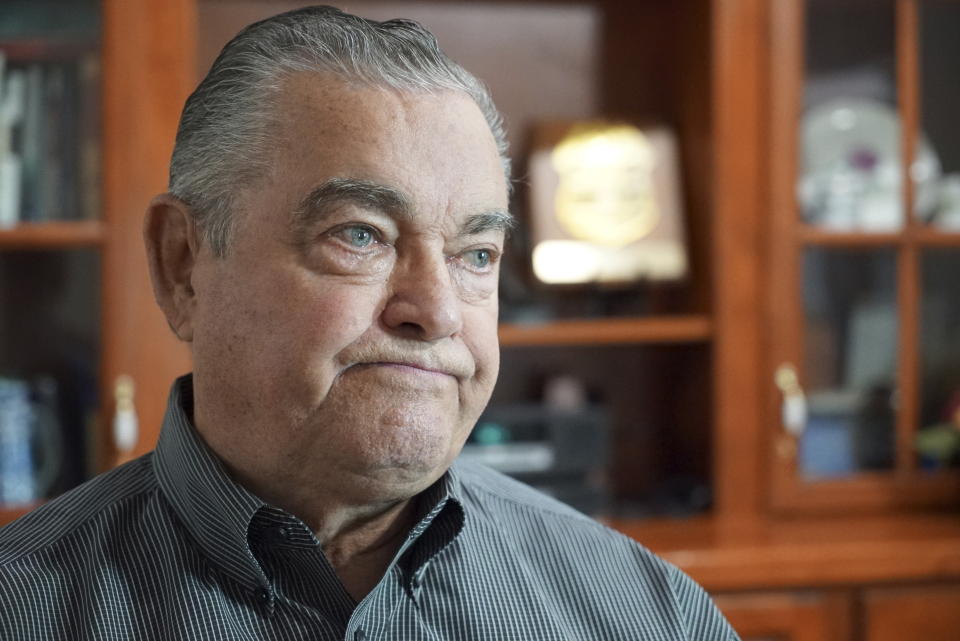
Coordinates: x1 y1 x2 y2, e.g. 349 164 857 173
676 0 714 316
715 591 851 641
765 0 807 514
768 471 960 513
864 584 960 641
894 0 920 475
711 0 767 516
100 0 195 468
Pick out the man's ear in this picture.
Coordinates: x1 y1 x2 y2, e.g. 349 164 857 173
143 193 202 342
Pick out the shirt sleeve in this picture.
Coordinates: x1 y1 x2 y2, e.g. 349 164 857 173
667 564 742 641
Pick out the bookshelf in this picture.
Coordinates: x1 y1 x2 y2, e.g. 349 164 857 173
0 3 101 511
0 1 193 518
0 220 104 248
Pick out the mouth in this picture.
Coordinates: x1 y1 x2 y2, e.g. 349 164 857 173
376 361 450 375
353 361 460 379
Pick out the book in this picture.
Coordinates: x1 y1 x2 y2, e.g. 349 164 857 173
0 56 26 227
0 49 98 224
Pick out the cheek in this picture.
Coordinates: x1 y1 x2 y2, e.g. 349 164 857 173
195 268 384 396
462 305 501 399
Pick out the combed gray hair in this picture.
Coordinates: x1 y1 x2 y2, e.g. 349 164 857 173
169 5 511 256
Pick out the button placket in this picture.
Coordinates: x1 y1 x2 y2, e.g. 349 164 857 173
251 585 275 617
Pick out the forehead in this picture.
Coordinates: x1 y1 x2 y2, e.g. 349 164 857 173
262 73 508 216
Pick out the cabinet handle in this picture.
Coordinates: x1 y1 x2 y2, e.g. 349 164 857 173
113 375 139 454
775 363 807 437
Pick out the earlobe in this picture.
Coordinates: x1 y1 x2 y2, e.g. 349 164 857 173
143 194 201 342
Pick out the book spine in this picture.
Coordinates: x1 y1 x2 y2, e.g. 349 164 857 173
0 60 26 227
77 54 99 221
20 62 42 222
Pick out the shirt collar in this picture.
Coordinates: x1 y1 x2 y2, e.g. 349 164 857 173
152 374 466 592
153 375 268 591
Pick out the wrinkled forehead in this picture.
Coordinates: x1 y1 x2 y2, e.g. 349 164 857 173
225 73 509 242
269 73 507 202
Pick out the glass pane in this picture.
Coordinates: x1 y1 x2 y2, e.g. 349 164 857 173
0 0 101 225
920 1 960 230
0 250 100 505
800 248 897 478
918 250 960 469
800 0 907 231
472 344 711 517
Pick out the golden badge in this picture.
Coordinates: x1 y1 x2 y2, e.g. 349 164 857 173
551 124 660 247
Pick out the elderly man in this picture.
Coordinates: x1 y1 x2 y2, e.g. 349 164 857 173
0 6 738 640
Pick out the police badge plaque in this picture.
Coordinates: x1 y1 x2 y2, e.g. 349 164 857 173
528 121 687 285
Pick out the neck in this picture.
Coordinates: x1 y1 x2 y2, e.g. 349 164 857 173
192 397 430 601
320 496 420 601
227 460 422 602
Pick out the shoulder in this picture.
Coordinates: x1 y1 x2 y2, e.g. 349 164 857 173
451 460 739 639
0 454 158 567
452 458 664 569
453 457 597 523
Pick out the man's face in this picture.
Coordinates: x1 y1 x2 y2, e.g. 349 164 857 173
188 74 509 500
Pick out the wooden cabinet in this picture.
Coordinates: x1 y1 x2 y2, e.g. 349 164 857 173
716 584 960 641
715 591 851 641
0 1 193 523
864 584 960 641
763 0 960 514
2 0 960 637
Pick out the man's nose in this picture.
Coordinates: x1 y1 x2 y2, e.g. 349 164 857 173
381 251 463 341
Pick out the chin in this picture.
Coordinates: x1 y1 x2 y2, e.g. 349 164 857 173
358 421 464 484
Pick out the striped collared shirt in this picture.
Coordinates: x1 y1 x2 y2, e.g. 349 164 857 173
1 376 738 640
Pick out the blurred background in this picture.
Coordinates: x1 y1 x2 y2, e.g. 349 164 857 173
1 1 959 639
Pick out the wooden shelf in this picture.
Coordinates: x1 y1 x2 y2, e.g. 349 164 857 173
0 220 104 249
609 513 960 592
799 225 960 248
914 227 960 247
0 39 97 62
799 227 902 247
498 315 712 347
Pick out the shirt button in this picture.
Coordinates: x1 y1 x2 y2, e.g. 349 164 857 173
276 526 291 541
254 587 270 604
354 630 366 641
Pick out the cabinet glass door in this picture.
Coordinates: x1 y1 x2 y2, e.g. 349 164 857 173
768 0 960 511
916 2 960 472
0 0 101 513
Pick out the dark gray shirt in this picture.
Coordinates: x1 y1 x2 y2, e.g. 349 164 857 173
0 376 738 640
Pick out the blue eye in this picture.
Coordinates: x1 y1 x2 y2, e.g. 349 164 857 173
464 248 492 269
343 225 375 248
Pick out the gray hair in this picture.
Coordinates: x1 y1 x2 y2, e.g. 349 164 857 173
169 5 511 256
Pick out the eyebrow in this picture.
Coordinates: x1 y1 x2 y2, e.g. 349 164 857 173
460 211 516 237
290 177 515 238
291 178 412 233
